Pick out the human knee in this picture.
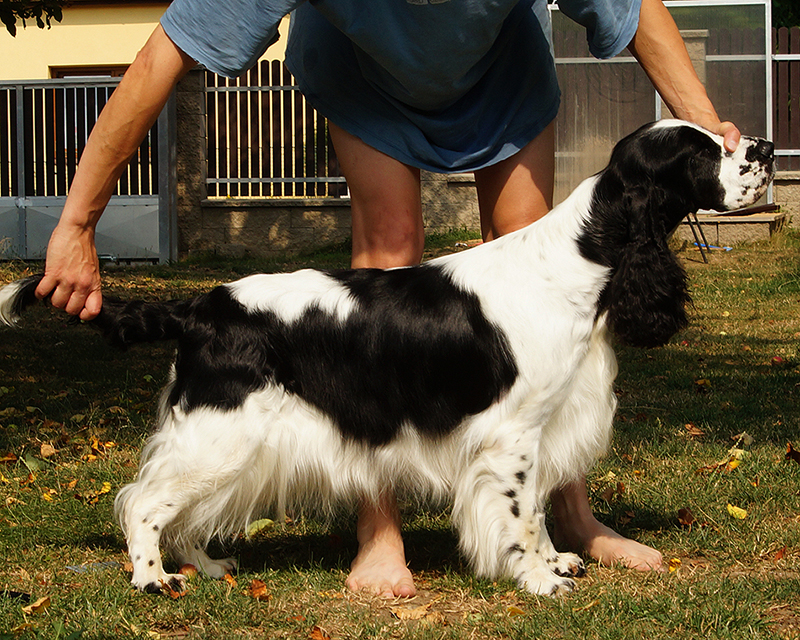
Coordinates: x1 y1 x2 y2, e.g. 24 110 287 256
351 220 425 268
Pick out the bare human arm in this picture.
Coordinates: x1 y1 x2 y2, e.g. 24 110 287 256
35 24 197 320
628 0 741 152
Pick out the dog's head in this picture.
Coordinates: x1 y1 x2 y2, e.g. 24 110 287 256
602 120 774 225
579 120 775 348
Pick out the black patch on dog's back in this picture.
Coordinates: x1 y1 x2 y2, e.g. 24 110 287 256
169 264 518 445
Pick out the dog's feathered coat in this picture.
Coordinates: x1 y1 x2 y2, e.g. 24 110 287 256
0 121 774 595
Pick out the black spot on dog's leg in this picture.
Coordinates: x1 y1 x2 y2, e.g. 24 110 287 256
143 582 162 594
511 501 520 518
148 560 155 567
515 470 526 485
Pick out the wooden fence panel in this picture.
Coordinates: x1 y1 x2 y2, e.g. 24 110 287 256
774 27 800 170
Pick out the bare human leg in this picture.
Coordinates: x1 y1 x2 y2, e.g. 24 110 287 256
344 493 416 597
328 122 422 596
474 121 663 572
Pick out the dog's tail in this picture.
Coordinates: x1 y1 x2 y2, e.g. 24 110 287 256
0 275 43 327
0 274 191 348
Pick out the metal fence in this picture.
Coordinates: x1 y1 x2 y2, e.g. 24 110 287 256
0 78 159 199
0 78 173 261
205 61 345 199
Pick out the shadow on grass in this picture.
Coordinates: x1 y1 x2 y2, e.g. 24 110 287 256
230 518 463 576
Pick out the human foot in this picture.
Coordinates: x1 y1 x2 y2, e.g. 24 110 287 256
551 480 663 572
345 495 416 597
346 536 416 597
574 519 664 571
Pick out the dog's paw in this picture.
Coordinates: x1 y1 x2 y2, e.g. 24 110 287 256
134 572 187 595
178 547 238 579
518 569 576 597
199 556 238 579
548 552 585 579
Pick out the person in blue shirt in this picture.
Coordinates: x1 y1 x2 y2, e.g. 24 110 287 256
36 0 740 598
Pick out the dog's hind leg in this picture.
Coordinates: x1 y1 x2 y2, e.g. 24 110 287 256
116 401 273 592
116 481 188 593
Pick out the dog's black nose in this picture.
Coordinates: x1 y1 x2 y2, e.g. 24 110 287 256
755 139 774 161
745 139 774 163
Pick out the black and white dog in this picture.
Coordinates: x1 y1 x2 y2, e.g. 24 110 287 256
0 121 774 596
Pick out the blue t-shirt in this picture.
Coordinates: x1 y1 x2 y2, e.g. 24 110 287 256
161 0 641 172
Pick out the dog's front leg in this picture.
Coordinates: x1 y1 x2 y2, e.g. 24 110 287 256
452 427 582 596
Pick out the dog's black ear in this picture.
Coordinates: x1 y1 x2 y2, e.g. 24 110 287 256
602 187 690 348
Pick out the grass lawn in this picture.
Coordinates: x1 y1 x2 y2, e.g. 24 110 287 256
1 230 799 639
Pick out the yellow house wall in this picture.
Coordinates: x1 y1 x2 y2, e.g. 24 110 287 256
0 4 288 81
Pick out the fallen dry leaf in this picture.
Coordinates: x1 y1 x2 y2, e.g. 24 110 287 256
391 602 434 621
786 443 800 465
685 423 705 438
618 510 635 526
309 626 331 640
39 443 57 458
75 481 112 505
245 518 275 538
21 596 50 615
423 611 446 624
774 547 787 562
727 503 748 520
222 573 237 588
696 451 745 475
668 558 682 572
678 507 696 528
248 579 271 601
725 459 741 472
11 623 33 634
506 605 526 616
694 378 711 394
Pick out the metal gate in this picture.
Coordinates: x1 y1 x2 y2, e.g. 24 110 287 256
0 77 176 262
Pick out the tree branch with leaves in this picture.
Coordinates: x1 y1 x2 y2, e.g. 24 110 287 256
1 0 70 37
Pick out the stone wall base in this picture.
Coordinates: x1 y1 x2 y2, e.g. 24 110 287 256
192 199 353 258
